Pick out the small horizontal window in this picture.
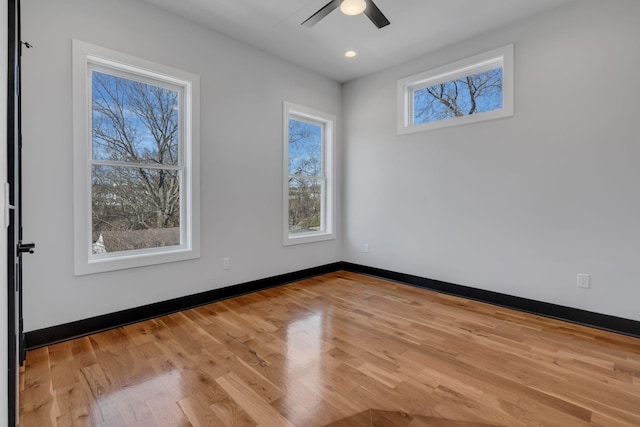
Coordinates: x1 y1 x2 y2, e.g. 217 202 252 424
398 44 513 134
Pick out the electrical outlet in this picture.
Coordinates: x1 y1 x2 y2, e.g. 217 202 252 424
577 273 590 289
363 243 370 253
223 257 230 270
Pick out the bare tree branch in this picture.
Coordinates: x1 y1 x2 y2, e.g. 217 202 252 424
91 72 181 251
414 67 503 124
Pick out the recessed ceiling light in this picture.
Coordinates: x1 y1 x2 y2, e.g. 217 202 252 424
345 50 357 58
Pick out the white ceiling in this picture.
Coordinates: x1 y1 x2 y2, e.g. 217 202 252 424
142 0 575 83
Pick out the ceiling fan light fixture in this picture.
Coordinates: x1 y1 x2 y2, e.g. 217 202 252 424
340 0 367 16
301 0 388 29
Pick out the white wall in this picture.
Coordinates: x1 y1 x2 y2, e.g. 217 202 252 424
19 0 640 333
1 3 9 425
20 0 342 331
342 0 640 321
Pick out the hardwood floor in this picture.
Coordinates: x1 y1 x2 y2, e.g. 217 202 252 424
18 271 640 426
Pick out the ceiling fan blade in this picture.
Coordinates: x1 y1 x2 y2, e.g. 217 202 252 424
363 0 390 28
302 0 342 27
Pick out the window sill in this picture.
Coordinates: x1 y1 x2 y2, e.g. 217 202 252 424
75 246 199 276
283 232 336 246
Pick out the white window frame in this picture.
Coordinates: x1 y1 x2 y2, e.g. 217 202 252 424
283 102 336 246
397 44 514 135
72 40 200 275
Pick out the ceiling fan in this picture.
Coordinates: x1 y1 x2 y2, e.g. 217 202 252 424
302 0 390 29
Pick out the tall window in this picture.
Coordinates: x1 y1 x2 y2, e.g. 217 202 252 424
73 40 200 275
398 44 513 134
283 102 335 245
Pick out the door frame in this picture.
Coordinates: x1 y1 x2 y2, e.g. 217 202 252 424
7 0 22 424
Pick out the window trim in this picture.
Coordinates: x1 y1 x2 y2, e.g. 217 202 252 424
72 39 200 275
397 44 514 135
282 102 336 246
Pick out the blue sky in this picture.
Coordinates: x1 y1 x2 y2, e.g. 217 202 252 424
288 119 322 177
91 71 179 164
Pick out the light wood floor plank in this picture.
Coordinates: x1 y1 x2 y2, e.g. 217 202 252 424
19 271 640 426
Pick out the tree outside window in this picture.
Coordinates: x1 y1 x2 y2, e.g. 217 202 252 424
91 71 182 254
287 119 322 234
413 67 503 125
283 102 335 245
